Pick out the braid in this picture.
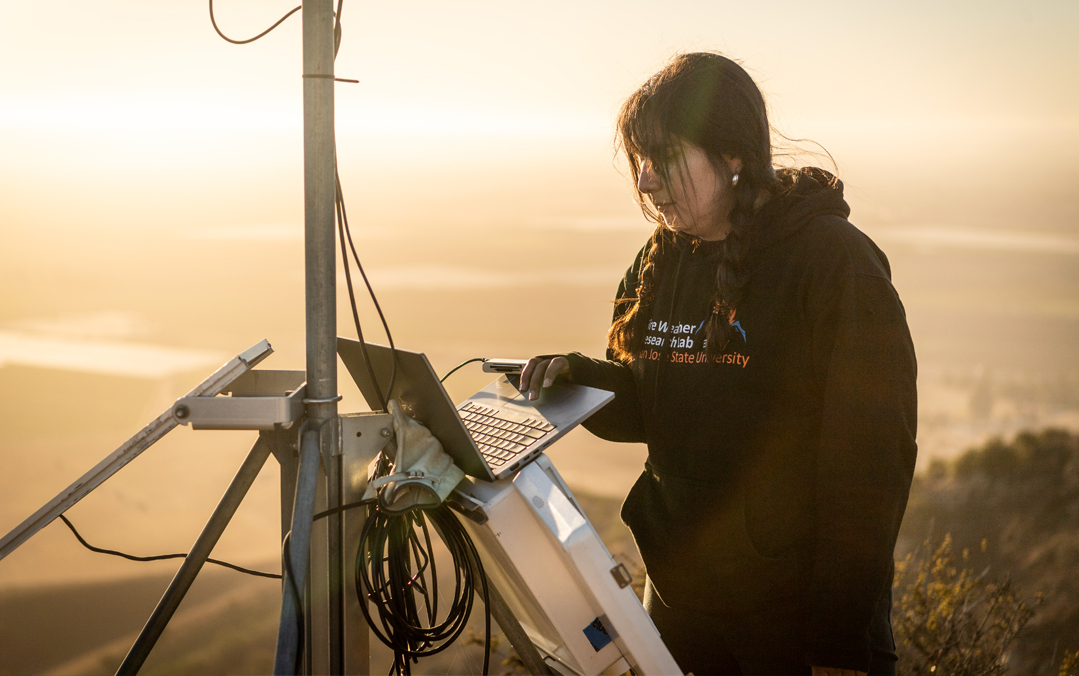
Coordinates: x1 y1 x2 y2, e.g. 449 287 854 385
704 169 764 356
608 226 665 362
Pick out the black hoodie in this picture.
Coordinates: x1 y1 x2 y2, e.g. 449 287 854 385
564 169 917 672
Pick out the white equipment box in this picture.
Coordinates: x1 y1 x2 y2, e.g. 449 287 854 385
455 455 682 676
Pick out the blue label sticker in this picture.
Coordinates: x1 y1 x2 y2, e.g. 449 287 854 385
583 617 612 651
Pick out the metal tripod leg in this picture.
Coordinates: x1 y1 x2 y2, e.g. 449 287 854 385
115 436 274 675
486 582 555 676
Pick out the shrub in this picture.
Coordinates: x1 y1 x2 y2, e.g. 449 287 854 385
893 534 1039 676
1060 649 1079 676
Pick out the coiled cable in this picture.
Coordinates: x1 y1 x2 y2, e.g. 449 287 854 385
355 504 490 676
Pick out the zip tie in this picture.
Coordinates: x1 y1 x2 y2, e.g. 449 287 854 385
302 74 359 83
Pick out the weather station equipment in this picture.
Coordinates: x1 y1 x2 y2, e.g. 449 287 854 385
0 3 682 675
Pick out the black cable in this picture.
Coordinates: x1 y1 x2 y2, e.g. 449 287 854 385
337 172 388 411
314 499 373 522
355 505 490 676
208 0 301 45
439 358 488 384
337 166 399 410
334 0 344 57
58 514 282 580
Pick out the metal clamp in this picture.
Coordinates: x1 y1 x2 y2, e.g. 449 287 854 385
303 394 343 404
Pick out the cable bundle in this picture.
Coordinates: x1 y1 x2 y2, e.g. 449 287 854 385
356 504 490 676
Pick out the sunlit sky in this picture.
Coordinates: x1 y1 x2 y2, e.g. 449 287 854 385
1 0 1077 237
3 1 1076 129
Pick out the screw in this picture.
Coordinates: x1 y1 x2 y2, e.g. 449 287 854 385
356 431 362 437
379 428 391 438
174 405 189 420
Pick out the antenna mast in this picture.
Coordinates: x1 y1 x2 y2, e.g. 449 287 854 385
301 1 345 673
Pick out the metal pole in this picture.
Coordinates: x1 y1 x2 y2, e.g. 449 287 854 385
303 2 337 422
302 2 344 673
274 430 323 675
115 437 273 675
327 452 344 675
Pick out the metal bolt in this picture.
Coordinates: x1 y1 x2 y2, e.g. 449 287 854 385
355 430 362 437
174 405 189 420
379 428 391 438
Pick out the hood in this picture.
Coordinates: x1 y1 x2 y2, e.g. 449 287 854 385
753 167 850 251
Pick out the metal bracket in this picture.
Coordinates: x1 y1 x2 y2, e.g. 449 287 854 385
172 369 306 430
260 426 303 465
340 412 393 505
317 416 340 468
610 563 633 589
447 488 489 525
226 368 306 397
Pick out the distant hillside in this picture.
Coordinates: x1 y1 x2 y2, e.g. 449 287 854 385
897 428 1079 674
9 434 1076 676
0 567 278 676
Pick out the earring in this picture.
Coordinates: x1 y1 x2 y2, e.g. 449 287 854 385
731 173 740 187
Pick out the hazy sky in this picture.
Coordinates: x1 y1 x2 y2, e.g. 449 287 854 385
2 0 1077 237
3 1 1076 131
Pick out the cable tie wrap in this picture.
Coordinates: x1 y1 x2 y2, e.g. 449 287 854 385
302 73 359 83
302 394 343 404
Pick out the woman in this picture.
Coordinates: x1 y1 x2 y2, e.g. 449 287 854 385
521 53 917 676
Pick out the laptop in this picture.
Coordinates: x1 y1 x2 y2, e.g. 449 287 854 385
337 338 614 481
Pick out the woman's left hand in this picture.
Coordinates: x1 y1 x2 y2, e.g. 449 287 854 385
810 666 867 676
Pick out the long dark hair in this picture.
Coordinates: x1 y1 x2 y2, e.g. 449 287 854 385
609 52 781 361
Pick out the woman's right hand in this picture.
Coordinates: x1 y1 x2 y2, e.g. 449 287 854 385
519 356 572 401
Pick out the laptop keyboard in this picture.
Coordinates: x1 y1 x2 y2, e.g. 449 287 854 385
457 402 556 468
